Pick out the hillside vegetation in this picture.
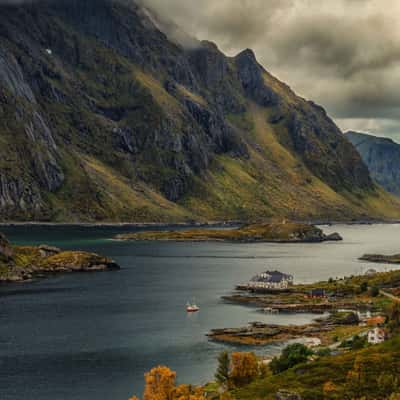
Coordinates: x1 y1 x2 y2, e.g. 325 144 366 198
0 0 399 222
232 337 400 400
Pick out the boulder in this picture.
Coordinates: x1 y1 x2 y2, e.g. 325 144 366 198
325 232 343 241
276 390 301 400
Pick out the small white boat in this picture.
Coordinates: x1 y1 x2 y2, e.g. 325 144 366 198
186 301 200 312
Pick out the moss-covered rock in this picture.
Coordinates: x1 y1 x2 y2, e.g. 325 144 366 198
0 233 119 282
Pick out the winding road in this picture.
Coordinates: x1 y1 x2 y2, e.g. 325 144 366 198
380 290 400 302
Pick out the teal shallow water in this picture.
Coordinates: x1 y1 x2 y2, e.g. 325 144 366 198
0 224 399 399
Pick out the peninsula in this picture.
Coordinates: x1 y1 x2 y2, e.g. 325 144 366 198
208 269 400 346
114 222 342 243
0 233 119 282
360 253 400 264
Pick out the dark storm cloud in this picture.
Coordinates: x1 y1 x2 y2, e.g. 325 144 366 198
142 0 400 139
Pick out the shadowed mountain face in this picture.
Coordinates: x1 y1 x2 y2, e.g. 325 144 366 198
0 0 397 222
346 131 400 197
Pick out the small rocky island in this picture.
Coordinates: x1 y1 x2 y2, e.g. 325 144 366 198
207 311 360 346
115 222 342 243
0 233 119 282
360 253 400 264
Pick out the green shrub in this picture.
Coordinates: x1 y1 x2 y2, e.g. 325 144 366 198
370 286 380 297
270 343 313 374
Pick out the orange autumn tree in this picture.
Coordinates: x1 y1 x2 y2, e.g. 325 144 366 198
323 380 338 397
172 384 206 400
140 367 206 400
143 366 176 400
229 352 259 387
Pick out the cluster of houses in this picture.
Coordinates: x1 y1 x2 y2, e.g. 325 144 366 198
238 268 389 345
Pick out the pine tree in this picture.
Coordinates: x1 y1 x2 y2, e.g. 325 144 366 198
215 351 230 385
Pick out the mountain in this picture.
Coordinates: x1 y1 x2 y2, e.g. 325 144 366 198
0 0 398 222
346 131 400 197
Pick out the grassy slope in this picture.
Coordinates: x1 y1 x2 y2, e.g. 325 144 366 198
182 104 400 221
47 153 194 222
232 336 400 400
33 24 197 222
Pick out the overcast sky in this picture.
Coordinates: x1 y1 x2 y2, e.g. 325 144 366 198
143 0 400 142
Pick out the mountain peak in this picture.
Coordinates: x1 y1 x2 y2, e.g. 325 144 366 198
236 48 257 61
346 131 400 196
199 40 220 52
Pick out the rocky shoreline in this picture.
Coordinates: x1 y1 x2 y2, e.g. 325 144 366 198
0 233 119 283
360 253 400 264
0 218 398 227
207 269 400 347
222 294 367 313
207 311 361 346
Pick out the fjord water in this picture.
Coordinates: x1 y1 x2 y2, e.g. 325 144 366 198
1 224 400 400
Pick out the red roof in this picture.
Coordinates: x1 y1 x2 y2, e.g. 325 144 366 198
367 316 385 326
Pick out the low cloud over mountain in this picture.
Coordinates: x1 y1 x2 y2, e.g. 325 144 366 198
143 0 400 142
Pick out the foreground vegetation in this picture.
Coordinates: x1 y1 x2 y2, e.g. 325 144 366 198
115 222 342 243
233 336 400 400
130 301 400 400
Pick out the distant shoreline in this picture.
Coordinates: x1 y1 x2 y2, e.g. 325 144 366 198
0 219 399 228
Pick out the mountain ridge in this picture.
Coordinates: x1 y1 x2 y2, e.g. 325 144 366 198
346 130 400 197
0 0 399 222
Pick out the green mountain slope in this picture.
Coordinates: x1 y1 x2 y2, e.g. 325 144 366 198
0 0 399 222
346 131 400 197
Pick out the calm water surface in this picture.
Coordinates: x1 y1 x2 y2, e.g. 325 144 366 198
1 223 399 400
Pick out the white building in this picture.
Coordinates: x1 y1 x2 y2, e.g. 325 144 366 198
247 270 293 290
367 327 387 344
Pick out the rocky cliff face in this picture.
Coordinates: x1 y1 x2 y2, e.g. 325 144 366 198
0 0 397 222
346 131 400 197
